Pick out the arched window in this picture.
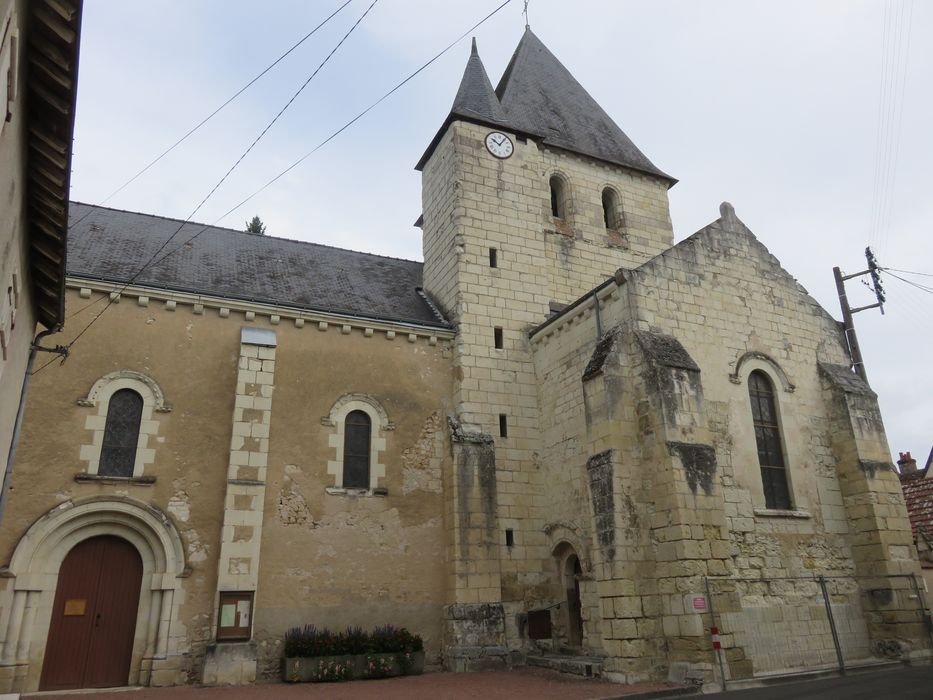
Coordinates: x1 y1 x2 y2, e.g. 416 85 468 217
98 389 144 477
549 175 567 219
343 410 372 489
602 187 623 230
748 371 791 510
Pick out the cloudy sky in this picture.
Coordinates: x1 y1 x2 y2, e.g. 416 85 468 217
69 0 931 463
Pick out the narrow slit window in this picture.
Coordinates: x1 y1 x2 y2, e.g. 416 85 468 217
549 175 565 219
494 327 503 349
602 187 622 230
505 529 515 547
99 389 144 477
748 371 791 510
343 410 371 489
499 414 508 438
489 247 498 268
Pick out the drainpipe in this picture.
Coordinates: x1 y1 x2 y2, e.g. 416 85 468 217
593 290 602 339
0 326 66 526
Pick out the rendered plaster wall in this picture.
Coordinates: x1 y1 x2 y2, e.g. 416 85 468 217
252 316 453 678
0 286 454 687
0 289 234 687
0 0 37 499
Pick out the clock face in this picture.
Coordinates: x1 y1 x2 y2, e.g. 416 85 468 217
485 131 514 159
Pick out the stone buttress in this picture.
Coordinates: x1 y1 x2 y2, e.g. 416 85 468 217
202 328 277 684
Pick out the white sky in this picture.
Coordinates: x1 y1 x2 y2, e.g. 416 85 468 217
69 0 932 464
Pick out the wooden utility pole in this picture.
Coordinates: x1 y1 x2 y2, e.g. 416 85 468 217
833 247 885 382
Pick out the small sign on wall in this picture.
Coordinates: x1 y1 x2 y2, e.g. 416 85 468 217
692 595 708 612
64 599 87 616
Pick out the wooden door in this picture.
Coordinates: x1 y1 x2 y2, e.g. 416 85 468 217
40 536 143 691
566 556 583 648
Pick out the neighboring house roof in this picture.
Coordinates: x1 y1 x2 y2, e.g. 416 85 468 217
25 0 83 328
900 465 933 543
417 28 674 184
67 203 450 328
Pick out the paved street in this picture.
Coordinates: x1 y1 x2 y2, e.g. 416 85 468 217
705 665 933 699
25 668 685 700
23 664 933 699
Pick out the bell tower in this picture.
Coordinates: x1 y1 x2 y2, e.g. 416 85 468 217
417 29 677 668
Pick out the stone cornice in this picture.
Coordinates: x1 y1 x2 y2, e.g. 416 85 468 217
66 278 455 345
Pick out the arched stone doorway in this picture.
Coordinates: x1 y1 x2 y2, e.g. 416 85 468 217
552 542 584 649
564 554 584 648
39 535 143 690
0 497 186 692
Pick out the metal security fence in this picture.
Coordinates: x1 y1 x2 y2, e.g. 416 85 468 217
705 574 931 690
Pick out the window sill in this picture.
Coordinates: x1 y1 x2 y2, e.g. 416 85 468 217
74 473 156 485
754 507 811 519
325 486 388 497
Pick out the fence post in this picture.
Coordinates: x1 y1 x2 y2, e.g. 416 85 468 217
818 575 846 674
705 576 727 691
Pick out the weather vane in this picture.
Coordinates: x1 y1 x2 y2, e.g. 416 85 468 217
523 0 530 29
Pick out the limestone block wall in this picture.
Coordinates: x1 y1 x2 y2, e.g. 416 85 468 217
420 119 676 659
528 204 926 681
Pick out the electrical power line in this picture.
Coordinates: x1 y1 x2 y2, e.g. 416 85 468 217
41 0 382 368
68 0 355 233
882 269 933 295
880 266 933 279
213 0 517 227
102 0 518 285
868 0 915 259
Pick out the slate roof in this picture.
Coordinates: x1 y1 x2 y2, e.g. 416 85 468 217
66 203 449 328
417 29 674 183
450 38 510 127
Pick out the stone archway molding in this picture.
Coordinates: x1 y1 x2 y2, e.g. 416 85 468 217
0 496 188 692
77 370 172 412
728 351 796 393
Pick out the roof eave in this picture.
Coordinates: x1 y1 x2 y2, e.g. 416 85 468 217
25 0 83 328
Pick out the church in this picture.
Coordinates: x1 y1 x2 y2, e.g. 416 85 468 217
0 28 926 693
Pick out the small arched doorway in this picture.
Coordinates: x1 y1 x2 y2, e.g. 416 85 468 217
564 553 584 648
39 536 143 691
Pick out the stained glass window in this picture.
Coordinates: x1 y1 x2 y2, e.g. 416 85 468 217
99 389 143 477
748 371 791 510
343 410 371 489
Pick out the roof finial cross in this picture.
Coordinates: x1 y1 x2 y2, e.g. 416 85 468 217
523 0 530 29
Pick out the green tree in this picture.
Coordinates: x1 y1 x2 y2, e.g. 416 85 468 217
245 216 267 235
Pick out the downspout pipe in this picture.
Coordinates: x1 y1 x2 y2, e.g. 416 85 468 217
0 326 64 526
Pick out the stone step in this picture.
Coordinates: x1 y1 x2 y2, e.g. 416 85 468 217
526 653 603 678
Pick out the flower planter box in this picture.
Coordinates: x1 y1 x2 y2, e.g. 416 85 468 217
283 651 424 682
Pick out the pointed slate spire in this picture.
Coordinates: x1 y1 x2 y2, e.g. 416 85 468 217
496 28 674 183
416 38 510 170
449 38 509 124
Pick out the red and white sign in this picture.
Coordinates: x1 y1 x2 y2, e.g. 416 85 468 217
710 626 721 649
692 595 707 611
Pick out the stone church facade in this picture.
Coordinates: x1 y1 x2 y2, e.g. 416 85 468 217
0 29 926 692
